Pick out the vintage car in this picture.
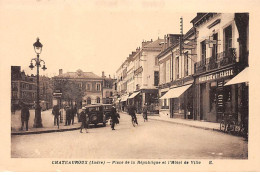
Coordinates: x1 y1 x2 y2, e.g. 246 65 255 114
84 104 107 127
102 104 113 120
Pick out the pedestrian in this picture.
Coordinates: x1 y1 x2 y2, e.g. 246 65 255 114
65 106 71 126
20 102 30 131
52 105 60 128
110 106 120 130
70 106 75 125
80 107 88 133
143 103 148 122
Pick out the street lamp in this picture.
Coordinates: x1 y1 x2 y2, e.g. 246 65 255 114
29 38 47 128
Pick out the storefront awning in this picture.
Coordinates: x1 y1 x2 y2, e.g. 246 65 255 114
121 95 128 102
128 92 140 99
159 84 192 99
225 67 249 86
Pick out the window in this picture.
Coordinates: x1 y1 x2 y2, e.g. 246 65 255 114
184 52 189 76
210 83 217 111
96 83 101 91
161 92 169 109
212 33 218 59
166 60 170 82
87 83 91 91
110 92 113 97
201 41 206 63
12 91 18 98
87 97 91 104
106 91 110 98
96 97 100 103
78 83 82 89
154 71 159 86
176 57 179 79
224 25 232 52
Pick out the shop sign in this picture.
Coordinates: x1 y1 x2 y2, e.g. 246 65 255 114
199 69 233 83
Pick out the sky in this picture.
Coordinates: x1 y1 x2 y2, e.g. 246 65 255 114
0 0 198 78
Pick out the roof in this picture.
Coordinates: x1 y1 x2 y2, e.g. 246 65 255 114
143 39 164 51
54 70 102 79
157 45 174 59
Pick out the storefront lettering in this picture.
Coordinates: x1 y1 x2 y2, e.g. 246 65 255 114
199 69 233 83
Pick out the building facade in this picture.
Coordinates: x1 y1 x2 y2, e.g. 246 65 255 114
11 66 37 109
52 69 103 108
102 72 116 104
192 13 249 123
158 31 197 119
115 39 163 113
39 76 53 110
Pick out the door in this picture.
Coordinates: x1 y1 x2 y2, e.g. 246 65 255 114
200 83 206 120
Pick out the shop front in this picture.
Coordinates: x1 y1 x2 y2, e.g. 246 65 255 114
194 67 238 122
128 91 142 114
140 88 159 114
160 83 193 119
120 95 128 112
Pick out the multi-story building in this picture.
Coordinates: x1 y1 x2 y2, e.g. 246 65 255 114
39 76 53 110
158 31 197 119
191 13 249 123
115 39 163 113
52 69 103 108
11 66 37 109
102 71 116 104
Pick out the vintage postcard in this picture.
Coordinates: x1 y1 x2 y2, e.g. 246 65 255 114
0 0 260 172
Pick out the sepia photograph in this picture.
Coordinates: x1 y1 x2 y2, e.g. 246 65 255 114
0 0 259 172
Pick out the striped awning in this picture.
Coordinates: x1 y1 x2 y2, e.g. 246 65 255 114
160 84 192 99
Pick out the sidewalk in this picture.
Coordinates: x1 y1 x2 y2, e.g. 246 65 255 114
11 109 81 135
136 113 220 132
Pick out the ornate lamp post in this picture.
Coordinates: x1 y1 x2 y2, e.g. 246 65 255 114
29 38 47 128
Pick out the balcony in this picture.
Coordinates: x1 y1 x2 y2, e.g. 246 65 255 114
195 48 237 74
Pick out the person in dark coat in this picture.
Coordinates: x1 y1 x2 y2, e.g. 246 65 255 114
70 106 75 125
65 106 71 126
80 107 89 133
52 105 60 127
20 102 30 131
110 106 120 130
142 103 148 122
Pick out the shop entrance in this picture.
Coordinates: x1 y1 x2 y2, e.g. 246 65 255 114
200 83 207 120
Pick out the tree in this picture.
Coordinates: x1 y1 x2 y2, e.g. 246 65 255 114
54 78 84 107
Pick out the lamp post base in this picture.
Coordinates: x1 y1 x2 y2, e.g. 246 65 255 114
33 106 43 128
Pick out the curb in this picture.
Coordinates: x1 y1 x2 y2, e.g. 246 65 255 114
11 126 81 135
149 117 220 132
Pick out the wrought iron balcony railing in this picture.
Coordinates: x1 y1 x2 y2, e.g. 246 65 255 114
195 48 237 74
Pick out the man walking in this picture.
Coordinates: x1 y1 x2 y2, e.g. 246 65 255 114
143 103 148 122
52 104 60 128
80 107 88 133
110 106 120 130
20 102 30 131
65 106 71 126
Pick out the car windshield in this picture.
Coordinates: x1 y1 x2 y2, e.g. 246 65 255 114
88 107 100 111
104 106 112 110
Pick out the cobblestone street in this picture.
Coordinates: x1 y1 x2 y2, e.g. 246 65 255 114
11 112 248 159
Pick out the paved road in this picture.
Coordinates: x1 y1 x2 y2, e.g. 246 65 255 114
11 112 248 159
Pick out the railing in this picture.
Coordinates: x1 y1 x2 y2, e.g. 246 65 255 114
195 48 237 73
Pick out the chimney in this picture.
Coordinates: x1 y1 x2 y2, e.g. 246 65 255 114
102 71 105 78
59 69 63 75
